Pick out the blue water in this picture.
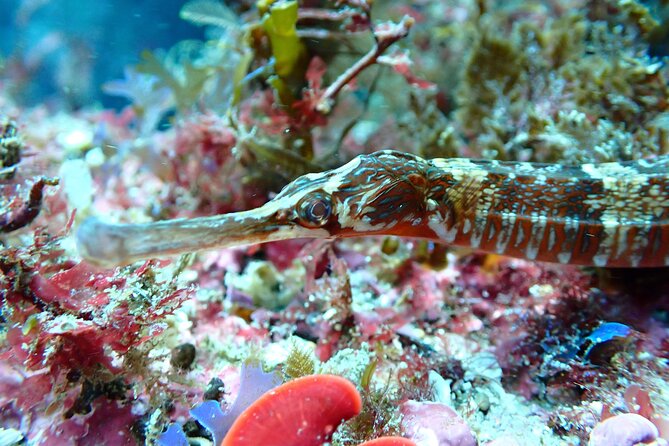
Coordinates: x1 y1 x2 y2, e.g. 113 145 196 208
0 0 203 108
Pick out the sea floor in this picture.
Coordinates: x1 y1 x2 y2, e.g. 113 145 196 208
2 0 669 444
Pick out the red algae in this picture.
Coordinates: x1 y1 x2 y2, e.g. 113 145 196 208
221 375 362 446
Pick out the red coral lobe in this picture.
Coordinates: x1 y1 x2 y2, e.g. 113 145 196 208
221 374 362 446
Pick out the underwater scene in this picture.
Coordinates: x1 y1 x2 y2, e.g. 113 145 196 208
2 0 669 445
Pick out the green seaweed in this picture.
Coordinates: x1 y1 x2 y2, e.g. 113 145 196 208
136 46 212 113
179 0 241 30
261 1 307 81
452 5 669 164
283 342 316 379
335 368 400 445
0 118 22 179
611 0 659 38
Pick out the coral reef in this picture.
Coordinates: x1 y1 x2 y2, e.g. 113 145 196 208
2 0 669 445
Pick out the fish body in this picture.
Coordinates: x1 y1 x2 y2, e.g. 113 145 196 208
77 150 669 268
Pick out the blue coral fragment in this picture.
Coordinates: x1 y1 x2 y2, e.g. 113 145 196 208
157 423 188 446
158 363 281 446
190 400 227 446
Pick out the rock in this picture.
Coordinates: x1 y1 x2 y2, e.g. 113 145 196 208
589 413 658 446
401 400 477 446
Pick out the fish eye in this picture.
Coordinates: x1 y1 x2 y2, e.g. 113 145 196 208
297 192 333 227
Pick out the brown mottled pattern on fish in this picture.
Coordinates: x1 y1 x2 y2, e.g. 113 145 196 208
77 150 669 268
423 154 669 267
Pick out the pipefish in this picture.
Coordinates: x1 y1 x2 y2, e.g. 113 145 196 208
76 150 669 268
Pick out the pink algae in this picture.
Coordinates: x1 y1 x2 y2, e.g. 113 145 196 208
359 437 417 446
589 413 659 446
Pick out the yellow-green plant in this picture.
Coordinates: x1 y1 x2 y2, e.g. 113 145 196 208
261 0 307 81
